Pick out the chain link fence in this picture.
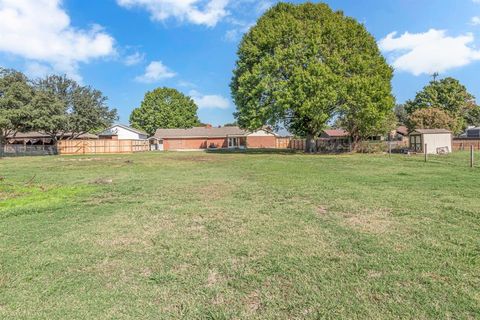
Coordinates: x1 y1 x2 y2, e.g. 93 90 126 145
0 144 58 157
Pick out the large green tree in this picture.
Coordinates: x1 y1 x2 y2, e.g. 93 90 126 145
231 2 394 152
33 75 118 142
130 87 200 135
405 77 479 133
0 68 34 144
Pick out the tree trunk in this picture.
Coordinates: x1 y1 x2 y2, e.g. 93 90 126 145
351 135 361 152
0 134 6 158
305 133 316 153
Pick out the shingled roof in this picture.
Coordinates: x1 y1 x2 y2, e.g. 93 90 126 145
153 126 247 139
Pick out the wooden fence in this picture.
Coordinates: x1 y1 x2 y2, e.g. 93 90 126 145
57 139 149 155
452 138 480 151
275 138 292 149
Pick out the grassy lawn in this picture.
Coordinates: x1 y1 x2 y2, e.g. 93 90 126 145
0 151 479 319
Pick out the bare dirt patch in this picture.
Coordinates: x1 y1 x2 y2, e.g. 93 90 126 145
92 178 113 185
206 269 224 287
316 205 328 215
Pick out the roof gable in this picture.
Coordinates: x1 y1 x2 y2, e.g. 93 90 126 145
101 124 148 136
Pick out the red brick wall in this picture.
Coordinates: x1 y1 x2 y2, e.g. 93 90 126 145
247 136 277 148
164 138 227 150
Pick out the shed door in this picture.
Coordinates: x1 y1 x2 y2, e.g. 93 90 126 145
410 135 422 152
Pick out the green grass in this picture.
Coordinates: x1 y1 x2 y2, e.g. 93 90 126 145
0 152 479 319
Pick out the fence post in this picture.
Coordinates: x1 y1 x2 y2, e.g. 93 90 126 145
424 143 428 162
471 145 474 168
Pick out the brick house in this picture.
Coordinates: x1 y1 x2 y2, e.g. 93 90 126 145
150 126 279 151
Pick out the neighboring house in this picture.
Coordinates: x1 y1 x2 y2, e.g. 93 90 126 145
99 124 148 140
6 132 98 145
409 129 452 154
390 126 409 142
465 127 480 138
320 129 350 142
150 125 279 151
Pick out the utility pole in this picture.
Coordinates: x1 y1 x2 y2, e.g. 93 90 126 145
432 72 439 82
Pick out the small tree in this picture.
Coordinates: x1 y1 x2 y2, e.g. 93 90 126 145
408 108 459 132
394 104 408 126
130 87 200 136
0 68 34 144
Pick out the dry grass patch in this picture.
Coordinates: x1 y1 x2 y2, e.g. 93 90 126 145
197 183 235 202
245 289 262 314
342 208 395 234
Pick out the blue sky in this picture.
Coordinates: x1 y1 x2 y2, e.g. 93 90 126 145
1 0 480 126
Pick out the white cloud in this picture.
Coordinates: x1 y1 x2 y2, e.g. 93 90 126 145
471 16 480 25
135 60 176 83
190 90 229 109
224 18 253 42
379 29 480 76
24 62 54 79
117 0 229 27
124 51 145 66
0 0 116 81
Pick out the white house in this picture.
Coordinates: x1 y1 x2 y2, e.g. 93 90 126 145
99 124 148 140
409 129 452 154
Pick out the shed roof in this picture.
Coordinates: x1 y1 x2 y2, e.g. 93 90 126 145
154 126 247 139
411 129 452 135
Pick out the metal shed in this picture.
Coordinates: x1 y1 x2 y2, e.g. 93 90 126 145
409 129 452 154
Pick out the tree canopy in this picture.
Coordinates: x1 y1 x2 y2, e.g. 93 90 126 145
231 2 395 151
33 75 118 141
408 108 458 132
405 77 480 133
1 69 117 144
130 87 200 136
0 68 34 143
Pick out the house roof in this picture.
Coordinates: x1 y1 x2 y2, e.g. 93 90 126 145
411 129 452 134
7 132 98 139
396 126 409 136
323 129 349 138
100 124 148 136
154 126 247 139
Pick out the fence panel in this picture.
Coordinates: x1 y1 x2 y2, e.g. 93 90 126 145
57 139 149 155
452 138 480 151
0 144 58 157
275 138 292 149
288 139 410 153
